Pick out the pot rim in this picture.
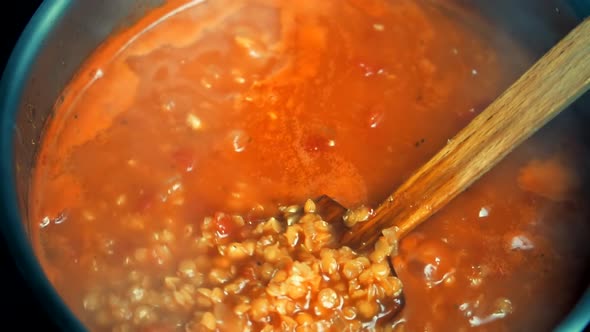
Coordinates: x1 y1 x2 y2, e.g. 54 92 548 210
0 1 588 331
0 1 85 331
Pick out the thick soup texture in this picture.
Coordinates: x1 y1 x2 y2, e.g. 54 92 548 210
31 0 590 331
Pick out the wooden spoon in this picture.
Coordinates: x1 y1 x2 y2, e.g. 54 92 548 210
317 18 590 250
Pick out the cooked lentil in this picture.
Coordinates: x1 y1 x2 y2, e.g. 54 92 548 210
79 206 402 331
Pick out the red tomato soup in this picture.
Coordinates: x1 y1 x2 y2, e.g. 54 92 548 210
30 0 590 331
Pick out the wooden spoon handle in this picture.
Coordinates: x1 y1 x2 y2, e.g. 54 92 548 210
342 19 590 249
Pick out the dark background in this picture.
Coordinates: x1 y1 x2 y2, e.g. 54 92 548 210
1 1 59 331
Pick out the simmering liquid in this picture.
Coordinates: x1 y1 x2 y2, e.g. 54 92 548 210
31 0 590 331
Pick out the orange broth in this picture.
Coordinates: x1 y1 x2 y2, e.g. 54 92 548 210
30 0 590 331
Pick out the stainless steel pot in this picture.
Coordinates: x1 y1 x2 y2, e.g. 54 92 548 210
1 1 588 330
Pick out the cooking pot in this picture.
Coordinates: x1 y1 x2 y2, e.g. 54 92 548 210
0 1 589 331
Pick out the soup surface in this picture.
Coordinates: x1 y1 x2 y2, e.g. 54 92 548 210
31 0 590 331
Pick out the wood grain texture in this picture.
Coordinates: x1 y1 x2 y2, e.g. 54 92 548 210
342 19 590 249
